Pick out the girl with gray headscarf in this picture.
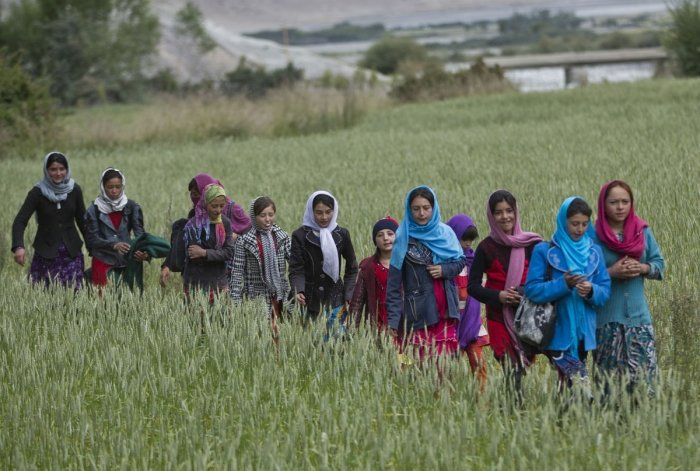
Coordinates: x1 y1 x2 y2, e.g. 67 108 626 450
11 152 88 288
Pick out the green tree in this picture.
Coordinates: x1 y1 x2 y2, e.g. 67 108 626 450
665 0 700 76
360 37 428 75
175 2 216 53
0 0 160 104
0 53 57 158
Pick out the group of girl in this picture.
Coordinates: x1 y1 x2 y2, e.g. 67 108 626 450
12 152 664 397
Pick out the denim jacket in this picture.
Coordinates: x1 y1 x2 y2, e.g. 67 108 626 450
387 239 465 332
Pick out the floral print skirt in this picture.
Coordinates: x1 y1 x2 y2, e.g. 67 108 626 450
594 322 657 393
29 243 84 289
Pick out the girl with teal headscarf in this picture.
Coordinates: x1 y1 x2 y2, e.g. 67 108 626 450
386 185 465 359
524 197 611 393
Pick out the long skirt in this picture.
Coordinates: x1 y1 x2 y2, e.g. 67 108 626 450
594 322 657 393
29 243 84 289
398 318 458 360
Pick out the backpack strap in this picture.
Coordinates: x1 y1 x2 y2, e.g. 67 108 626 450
545 241 554 282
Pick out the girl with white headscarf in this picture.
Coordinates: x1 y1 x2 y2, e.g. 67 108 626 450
289 191 358 336
84 168 147 287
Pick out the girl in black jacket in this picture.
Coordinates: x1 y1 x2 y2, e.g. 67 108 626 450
12 152 87 288
289 191 357 337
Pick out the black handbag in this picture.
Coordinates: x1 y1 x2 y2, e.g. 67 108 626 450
514 244 556 348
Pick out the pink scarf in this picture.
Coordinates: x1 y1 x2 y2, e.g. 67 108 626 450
595 181 648 260
486 191 543 365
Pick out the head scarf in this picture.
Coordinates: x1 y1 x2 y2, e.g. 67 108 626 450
250 196 284 300
485 190 543 367
35 151 75 207
302 191 340 282
552 196 595 361
190 173 251 234
191 173 222 206
390 186 463 270
552 197 594 275
446 213 477 269
595 180 648 260
185 184 227 249
94 167 128 214
486 189 543 288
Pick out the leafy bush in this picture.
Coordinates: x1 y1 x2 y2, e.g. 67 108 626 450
361 37 428 75
390 58 513 102
0 54 57 158
220 59 303 99
665 0 700 76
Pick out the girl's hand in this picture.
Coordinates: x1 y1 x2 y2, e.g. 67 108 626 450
133 250 149 262
388 328 398 338
564 272 584 288
499 287 522 306
426 264 443 279
13 247 26 266
114 242 130 255
608 256 640 279
296 292 306 306
576 281 592 298
188 245 207 259
231 232 239 242
160 267 170 287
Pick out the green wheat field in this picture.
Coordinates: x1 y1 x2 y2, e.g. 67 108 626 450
2 79 700 469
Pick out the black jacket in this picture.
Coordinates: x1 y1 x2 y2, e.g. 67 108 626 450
12 185 87 259
84 200 145 267
289 225 358 316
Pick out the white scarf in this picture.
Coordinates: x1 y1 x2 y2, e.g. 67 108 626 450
302 191 340 282
94 167 128 214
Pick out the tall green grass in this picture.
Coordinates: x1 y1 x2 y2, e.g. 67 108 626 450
2 78 699 468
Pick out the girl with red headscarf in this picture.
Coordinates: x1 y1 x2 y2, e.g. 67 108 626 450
592 180 664 396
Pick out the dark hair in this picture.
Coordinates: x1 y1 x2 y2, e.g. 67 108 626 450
102 169 123 185
488 190 517 214
188 178 198 192
408 187 434 207
461 225 479 241
605 180 634 204
46 152 68 170
566 198 592 218
253 196 276 216
312 194 335 210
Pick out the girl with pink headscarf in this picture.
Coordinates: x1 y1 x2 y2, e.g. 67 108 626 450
160 173 251 287
468 190 542 400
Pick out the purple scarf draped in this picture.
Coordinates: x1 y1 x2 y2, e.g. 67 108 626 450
191 173 251 234
447 213 482 349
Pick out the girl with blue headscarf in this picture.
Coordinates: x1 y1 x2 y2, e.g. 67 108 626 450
386 186 465 359
525 197 611 393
